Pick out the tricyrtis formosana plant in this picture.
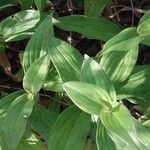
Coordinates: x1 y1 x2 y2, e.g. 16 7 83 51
0 0 150 150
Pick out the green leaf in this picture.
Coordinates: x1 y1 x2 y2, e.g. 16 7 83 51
0 90 24 132
0 10 41 42
96 122 116 150
133 119 150 150
138 11 150 25
63 81 113 115
99 28 141 83
23 54 50 94
0 0 17 9
16 130 45 150
53 15 120 41
0 132 7 150
101 27 143 53
137 11 150 36
81 56 116 100
143 120 150 130
100 104 140 149
48 37 83 81
48 106 91 150
19 0 33 10
107 131 131 150
117 65 150 105
23 16 54 72
141 35 150 46
4 93 37 150
43 67 63 92
100 48 138 83
34 0 47 11
1 129 45 150
84 0 110 17
30 104 58 140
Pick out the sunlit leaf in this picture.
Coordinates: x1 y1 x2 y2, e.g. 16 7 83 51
0 91 24 131
23 15 53 72
48 37 83 81
23 55 50 94
0 10 41 42
101 27 143 53
4 93 37 150
133 119 150 150
100 48 138 83
100 105 140 149
63 81 113 115
137 11 150 36
81 56 116 100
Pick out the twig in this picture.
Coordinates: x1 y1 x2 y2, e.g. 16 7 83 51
0 84 21 90
112 0 121 22
129 0 134 26
67 0 73 45
0 84 68 106
5 45 19 53
111 5 146 14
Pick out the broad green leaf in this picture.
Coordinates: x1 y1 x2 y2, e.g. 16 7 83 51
84 0 110 17
0 10 41 42
81 56 116 100
30 104 58 140
108 131 131 150
19 0 33 10
0 0 17 9
4 93 37 150
133 119 150 150
100 104 140 149
141 35 150 46
96 122 116 150
63 81 113 115
23 55 50 94
117 65 150 106
137 11 150 36
43 74 63 92
139 11 150 46
48 37 83 81
138 10 150 25
1 130 45 150
143 120 150 130
53 15 120 41
34 0 47 10
48 106 91 150
100 48 138 82
0 90 24 131
0 132 7 150
23 16 54 72
101 27 143 53
99 29 141 81
16 130 45 150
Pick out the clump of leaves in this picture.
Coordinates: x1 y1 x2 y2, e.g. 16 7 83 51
0 0 150 150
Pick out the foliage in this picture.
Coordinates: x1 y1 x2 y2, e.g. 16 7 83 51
0 0 150 150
